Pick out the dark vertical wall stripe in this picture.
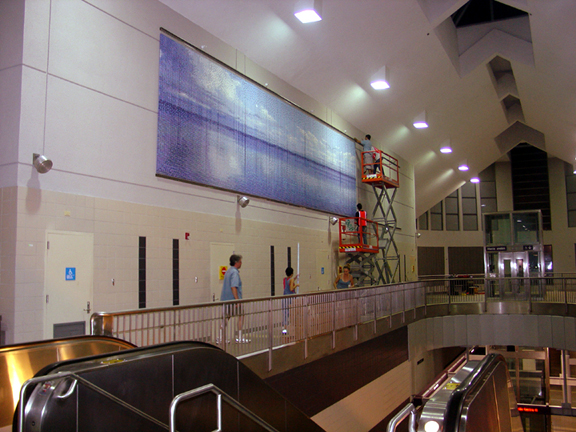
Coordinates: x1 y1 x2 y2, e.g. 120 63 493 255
270 245 275 296
138 236 146 308
287 247 291 268
173 239 179 306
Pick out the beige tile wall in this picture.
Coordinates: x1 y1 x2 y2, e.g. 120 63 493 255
6 186 344 343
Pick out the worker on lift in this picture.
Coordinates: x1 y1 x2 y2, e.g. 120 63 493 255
355 203 367 245
355 134 373 175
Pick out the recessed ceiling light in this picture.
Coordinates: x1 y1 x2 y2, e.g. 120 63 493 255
370 66 390 90
294 0 322 23
458 164 469 171
370 80 390 90
470 177 480 183
440 147 452 153
413 111 428 128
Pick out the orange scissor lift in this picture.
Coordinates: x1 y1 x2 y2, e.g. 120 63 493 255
338 149 400 286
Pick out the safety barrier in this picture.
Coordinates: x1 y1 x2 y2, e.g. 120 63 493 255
91 276 576 359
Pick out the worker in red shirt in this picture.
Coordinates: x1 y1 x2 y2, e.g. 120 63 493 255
355 203 367 245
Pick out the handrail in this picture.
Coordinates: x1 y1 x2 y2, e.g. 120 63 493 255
169 383 280 432
91 276 576 362
442 354 504 432
385 402 417 432
18 371 169 432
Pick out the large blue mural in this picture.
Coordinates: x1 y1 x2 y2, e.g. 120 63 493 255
156 33 357 216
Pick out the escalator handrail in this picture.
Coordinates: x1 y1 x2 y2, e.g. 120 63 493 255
169 383 280 432
18 371 169 432
385 402 417 432
442 354 505 432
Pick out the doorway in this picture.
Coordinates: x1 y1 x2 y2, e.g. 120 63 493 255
498 252 528 296
44 231 94 339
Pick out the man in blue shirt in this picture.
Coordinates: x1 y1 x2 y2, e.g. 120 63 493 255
220 254 249 342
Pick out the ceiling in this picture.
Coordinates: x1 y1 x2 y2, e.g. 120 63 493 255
158 0 576 215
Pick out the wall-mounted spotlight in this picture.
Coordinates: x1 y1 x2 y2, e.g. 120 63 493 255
33 153 53 174
370 66 390 90
294 0 322 23
237 196 250 208
329 216 339 225
413 111 428 129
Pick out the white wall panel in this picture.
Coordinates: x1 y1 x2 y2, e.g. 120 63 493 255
453 314 468 346
18 67 47 162
480 314 496 345
49 0 160 111
433 316 444 349
0 0 24 70
492 315 510 345
0 66 22 169
442 315 456 348
22 0 50 70
466 314 480 346
43 75 157 183
537 315 552 348
565 317 576 351
413 315 576 351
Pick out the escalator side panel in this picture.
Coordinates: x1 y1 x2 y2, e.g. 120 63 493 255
79 354 175 425
20 343 324 432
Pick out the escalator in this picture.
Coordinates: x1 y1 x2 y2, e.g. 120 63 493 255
0 335 135 431
15 341 323 432
388 354 524 432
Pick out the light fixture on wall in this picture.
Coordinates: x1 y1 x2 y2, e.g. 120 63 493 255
329 216 339 225
294 0 322 23
33 153 53 173
237 196 250 208
413 111 428 129
370 66 390 90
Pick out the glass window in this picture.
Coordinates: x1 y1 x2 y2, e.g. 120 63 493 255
445 191 459 231
431 202 443 231
461 183 478 231
418 212 428 230
479 164 497 214
513 212 540 244
485 213 511 245
565 163 576 227
463 214 478 231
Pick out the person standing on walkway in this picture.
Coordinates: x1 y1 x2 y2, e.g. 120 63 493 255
282 266 299 334
220 254 249 343
334 264 354 289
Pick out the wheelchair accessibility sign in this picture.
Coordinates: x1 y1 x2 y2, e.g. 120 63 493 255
65 267 76 281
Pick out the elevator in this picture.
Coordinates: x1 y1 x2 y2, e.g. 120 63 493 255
484 211 544 280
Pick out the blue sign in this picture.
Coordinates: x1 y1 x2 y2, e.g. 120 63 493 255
65 268 76 281
321 267 324 275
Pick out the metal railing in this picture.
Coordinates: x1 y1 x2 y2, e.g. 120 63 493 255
91 276 576 359
169 384 279 432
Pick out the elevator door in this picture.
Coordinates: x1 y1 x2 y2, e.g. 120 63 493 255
498 252 528 295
